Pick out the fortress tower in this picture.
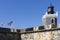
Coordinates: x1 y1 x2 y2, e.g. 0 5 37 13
42 5 58 29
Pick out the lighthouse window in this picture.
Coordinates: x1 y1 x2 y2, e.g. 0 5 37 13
52 19 54 23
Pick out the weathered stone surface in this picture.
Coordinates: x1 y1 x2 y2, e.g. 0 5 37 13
21 30 60 40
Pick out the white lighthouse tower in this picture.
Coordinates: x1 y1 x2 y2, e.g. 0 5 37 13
42 5 58 29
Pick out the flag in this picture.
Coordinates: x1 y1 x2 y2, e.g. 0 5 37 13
0 24 4 26
8 21 13 26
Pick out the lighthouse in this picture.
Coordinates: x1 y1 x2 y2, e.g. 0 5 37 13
42 5 58 29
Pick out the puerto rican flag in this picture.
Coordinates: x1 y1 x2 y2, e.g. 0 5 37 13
0 24 4 27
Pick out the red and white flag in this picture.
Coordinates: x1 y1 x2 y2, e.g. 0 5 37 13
8 21 13 26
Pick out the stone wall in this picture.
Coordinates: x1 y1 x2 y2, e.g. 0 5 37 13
21 28 60 40
0 33 21 40
0 27 21 40
0 27 60 40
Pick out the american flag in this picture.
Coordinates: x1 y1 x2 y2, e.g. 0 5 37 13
8 21 13 26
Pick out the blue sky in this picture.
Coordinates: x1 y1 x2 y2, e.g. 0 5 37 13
0 0 60 29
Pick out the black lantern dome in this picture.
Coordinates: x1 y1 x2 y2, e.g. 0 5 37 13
48 5 54 14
